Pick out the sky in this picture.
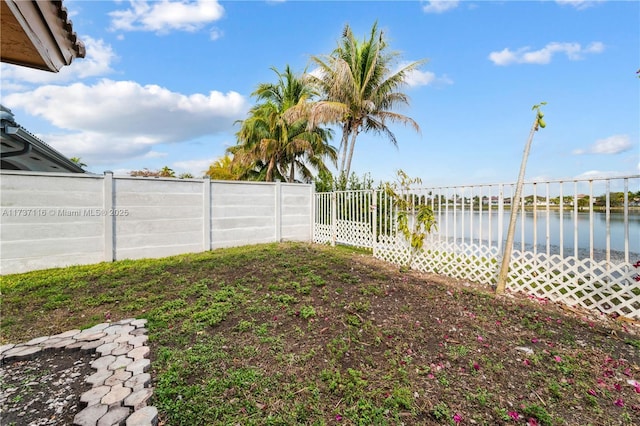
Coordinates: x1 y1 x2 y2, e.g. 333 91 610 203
1 0 638 186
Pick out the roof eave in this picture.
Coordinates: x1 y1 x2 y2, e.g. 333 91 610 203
1 0 86 72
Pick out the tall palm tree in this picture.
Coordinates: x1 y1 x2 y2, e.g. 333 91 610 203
231 66 336 182
300 22 424 179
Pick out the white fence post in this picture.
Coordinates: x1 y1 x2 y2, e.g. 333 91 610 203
497 184 504 254
275 180 282 242
371 189 377 252
310 185 316 243
331 192 337 247
203 177 211 251
103 171 114 262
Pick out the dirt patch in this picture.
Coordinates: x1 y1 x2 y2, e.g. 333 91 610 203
2 243 639 425
1 351 96 426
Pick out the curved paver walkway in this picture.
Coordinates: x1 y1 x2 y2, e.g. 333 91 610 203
0 318 157 426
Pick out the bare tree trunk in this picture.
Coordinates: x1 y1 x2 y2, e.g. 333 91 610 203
496 118 539 294
289 162 295 182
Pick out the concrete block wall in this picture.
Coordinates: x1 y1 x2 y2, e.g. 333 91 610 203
0 171 314 274
113 177 205 261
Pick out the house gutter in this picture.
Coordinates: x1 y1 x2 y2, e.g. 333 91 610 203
0 126 32 158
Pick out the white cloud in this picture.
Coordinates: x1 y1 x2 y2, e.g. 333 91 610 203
574 170 630 180
572 135 634 155
110 0 224 34
0 37 116 86
489 41 605 66
144 151 169 158
405 69 453 87
172 158 215 176
396 62 453 87
422 1 459 14
555 0 604 10
209 27 223 41
3 79 248 163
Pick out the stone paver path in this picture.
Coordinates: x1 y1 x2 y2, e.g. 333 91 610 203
0 318 157 426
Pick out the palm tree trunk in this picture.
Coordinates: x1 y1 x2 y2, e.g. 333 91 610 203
266 157 276 182
289 161 295 182
338 123 350 177
343 127 360 179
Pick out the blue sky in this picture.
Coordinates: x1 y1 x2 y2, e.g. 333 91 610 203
1 0 638 185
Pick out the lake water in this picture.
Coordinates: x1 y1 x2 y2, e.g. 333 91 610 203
431 209 640 262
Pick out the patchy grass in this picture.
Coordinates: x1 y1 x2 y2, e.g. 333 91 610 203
2 242 639 425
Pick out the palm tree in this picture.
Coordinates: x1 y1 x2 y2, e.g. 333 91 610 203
70 157 87 169
231 66 336 182
205 155 244 180
158 166 175 177
299 22 424 179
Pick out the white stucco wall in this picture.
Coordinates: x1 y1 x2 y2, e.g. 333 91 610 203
0 171 313 274
0 171 105 273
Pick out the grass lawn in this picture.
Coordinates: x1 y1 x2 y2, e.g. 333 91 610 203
1 242 639 425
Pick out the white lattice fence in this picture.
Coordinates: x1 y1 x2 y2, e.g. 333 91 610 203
375 238 640 319
337 220 373 248
316 175 640 320
313 223 332 245
376 236 500 285
507 251 640 319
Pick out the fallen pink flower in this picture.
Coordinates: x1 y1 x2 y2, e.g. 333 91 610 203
587 389 597 396
335 414 343 421
553 356 562 362
453 413 462 424
614 399 624 407
527 418 539 426
477 336 483 342
473 362 480 371
531 338 539 343
523 359 531 366
614 383 622 391
508 411 520 420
